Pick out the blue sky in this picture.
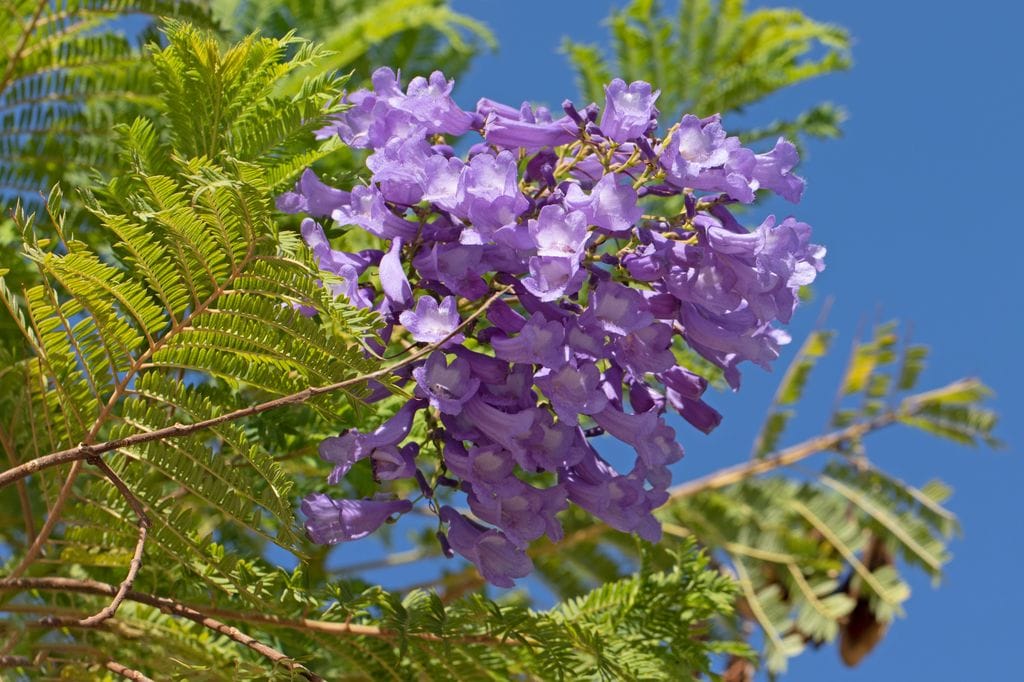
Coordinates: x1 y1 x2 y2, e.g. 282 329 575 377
437 0 1022 679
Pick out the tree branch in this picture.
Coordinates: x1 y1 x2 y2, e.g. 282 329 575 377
0 577 513 656
5 460 81 579
0 285 511 491
104 659 154 682
667 412 898 501
75 457 149 627
15 578 324 681
0 0 48 94
0 421 34 544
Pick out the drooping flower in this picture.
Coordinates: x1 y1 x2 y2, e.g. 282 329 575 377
302 495 412 544
412 351 480 414
399 296 463 345
291 68 825 588
440 506 533 588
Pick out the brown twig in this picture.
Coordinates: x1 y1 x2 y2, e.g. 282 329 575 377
0 421 35 544
1 577 516 647
6 460 81 579
15 578 323 681
0 0 48 94
0 285 512 491
667 412 898 501
104 658 155 682
76 457 149 627
0 655 31 668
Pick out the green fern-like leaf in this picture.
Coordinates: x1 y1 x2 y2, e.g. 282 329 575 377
0 24 382 620
564 0 851 146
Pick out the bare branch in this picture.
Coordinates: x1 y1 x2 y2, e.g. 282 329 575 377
76 457 149 626
14 578 324 681
5 460 81 579
104 658 155 682
667 412 898 501
1 577 518 647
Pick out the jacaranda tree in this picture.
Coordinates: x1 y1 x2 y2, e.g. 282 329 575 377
0 1 998 679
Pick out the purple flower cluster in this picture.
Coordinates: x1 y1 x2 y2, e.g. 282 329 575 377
281 69 825 587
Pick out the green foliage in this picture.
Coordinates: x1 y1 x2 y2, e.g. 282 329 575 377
564 0 851 146
0 0 215 209
214 0 495 85
0 544 741 679
0 21 381 622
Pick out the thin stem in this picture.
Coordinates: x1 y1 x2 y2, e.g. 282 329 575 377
76 458 149 626
22 579 322 681
0 0 47 94
6 460 81 579
0 421 35 544
667 413 898 501
104 660 154 682
1 577 514 647
0 285 512 491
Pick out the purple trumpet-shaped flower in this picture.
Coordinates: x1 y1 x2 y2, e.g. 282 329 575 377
440 506 533 588
522 256 586 302
412 351 481 414
534 361 609 423
398 70 475 135
521 412 587 471
420 155 464 212
581 281 654 337
333 185 419 241
399 295 463 345
611 322 676 376
563 173 643 233
666 389 722 434
660 115 755 202
467 478 567 548
483 111 578 150
452 346 510 384
752 138 805 203
319 399 424 484
316 91 377 147
379 237 412 309
453 150 529 229
562 451 666 542
444 441 517 485
490 311 567 369
277 168 350 216
371 443 419 481
461 397 535 457
528 205 590 261
366 136 432 205
412 242 490 301
592 405 684 476
300 219 379 284
600 78 659 142
318 432 365 485
302 495 413 544
479 364 537 411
